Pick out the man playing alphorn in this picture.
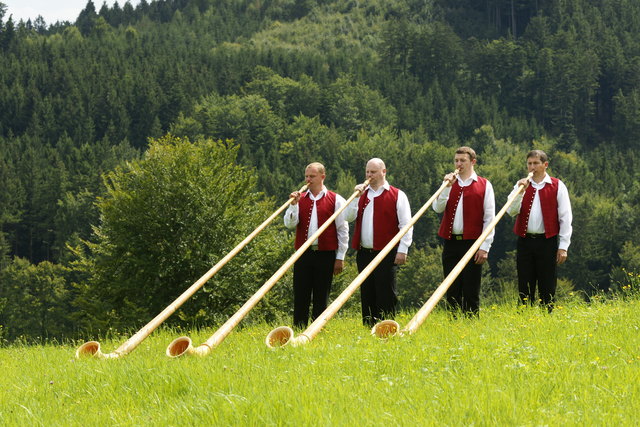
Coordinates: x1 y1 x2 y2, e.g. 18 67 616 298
433 146 495 316
345 158 412 326
507 150 572 312
284 162 349 329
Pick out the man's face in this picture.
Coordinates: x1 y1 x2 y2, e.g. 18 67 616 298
365 161 385 187
454 153 475 174
527 156 548 176
305 166 324 187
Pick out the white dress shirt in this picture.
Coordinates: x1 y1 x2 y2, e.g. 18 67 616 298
345 180 413 254
507 173 572 251
432 172 496 252
284 186 349 260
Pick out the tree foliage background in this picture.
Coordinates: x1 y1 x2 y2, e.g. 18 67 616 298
70 135 294 334
2 0 640 340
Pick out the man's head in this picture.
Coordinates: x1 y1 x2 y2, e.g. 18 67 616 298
365 158 386 189
526 150 548 163
454 146 477 177
526 150 549 179
305 162 326 190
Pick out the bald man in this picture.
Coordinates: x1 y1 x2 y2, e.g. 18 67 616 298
345 158 412 327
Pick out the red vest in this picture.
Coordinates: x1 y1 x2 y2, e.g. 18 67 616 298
438 177 487 240
513 177 560 238
294 191 339 250
351 186 400 250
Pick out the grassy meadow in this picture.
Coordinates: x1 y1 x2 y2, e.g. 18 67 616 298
1 297 639 426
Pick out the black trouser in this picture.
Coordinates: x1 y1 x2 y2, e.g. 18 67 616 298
517 235 558 312
442 238 482 316
356 248 398 327
293 249 336 329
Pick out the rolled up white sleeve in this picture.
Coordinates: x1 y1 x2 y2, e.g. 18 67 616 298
557 181 572 251
479 181 496 252
344 196 360 223
432 184 451 214
334 195 349 260
506 183 524 217
283 204 299 229
397 190 412 254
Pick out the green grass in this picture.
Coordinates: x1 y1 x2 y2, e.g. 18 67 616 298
2 298 639 426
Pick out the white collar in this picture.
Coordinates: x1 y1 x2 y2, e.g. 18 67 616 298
530 173 552 186
458 171 478 184
306 185 327 200
368 180 390 194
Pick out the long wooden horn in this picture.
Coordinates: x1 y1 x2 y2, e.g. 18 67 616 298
75 183 309 359
166 180 370 358
265 171 459 348
372 172 534 338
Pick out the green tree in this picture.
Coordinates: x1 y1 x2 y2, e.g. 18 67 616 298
190 93 285 167
409 22 464 90
0 257 71 340
11 137 68 262
397 246 443 309
0 2 6 25
611 241 640 290
243 66 322 120
72 135 292 331
324 75 398 139
76 0 98 36
613 89 640 149
277 114 343 192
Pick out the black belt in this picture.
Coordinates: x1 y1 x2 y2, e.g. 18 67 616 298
359 247 379 253
307 246 336 253
451 234 464 241
525 233 545 239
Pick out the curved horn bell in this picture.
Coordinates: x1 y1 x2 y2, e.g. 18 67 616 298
370 320 401 339
75 341 122 359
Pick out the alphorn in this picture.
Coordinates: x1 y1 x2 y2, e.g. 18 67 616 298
166 180 370 357
372 172 534 338
265 171 459 348
75 183 308 359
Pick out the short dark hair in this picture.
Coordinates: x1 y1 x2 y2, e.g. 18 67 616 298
527 150 548 163
456 146 476 161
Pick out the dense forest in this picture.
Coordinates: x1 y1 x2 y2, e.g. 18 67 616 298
2 0 640 341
